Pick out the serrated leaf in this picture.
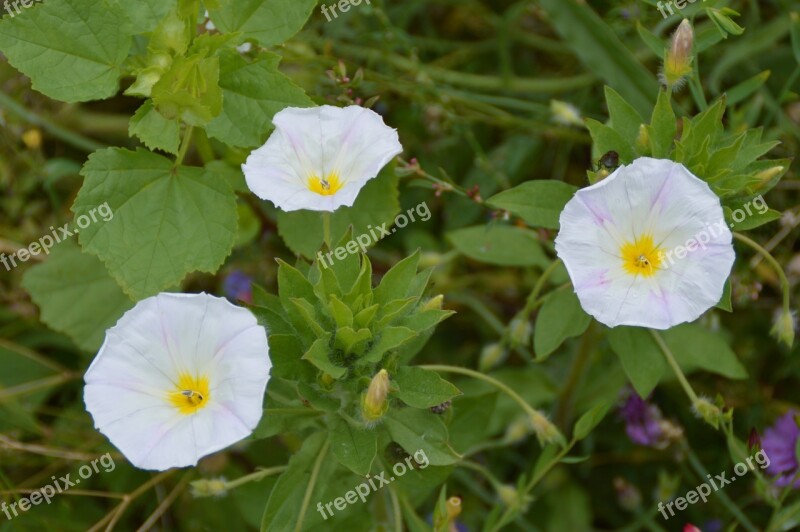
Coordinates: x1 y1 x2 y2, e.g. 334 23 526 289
207 50 314 148
447 225 550 267
330 415 377 476
129 101 181 155
0 0 132 102
21 241 133 352
73 148 237 299
393 367 462 409
210 0 316 47
486 181 577 230
534 289 591 360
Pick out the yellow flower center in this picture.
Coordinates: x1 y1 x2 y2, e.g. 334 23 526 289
308 172 343 196
168 373 210 415
620 234 663 277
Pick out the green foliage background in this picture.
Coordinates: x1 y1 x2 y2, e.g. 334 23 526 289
0 0 798 530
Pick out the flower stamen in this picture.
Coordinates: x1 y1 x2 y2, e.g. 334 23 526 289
308 172 343 196
620 235 663 277
169 373 210 414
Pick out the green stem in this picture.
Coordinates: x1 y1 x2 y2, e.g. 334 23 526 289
218 466 287 492
684 445 758 532
0 91 104 152
650 329 699 404
175 126 194 167
421 364 562 445
295 438 330 532
387 485 402 532
502 259 563 348
733 232 791 316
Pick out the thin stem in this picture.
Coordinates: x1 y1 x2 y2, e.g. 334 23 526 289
733 232 791 315
502 259 563 349
0 91 104 152
294 438 330 532
0 372 79 402
387 485 403 532
649 329 699 404
88 471 176 532
220 466 288 492
684 444 758 532
135 474 191 532
175 126 194 167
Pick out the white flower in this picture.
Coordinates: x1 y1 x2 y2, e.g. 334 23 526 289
242 105 402 212
555 157 735 329
84 293 270 471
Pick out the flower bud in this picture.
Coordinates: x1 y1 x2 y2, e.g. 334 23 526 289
504 417 532 444
509 318 532 348
361 369 390 423
422 294 444 311
747 427 761 454
479 342 508 372
692 397 723 429
190 477 228 498
754 166 785 189
613 477 642 512
446 496 462 521
771 308 796 348
661 19 694 89
550 100 583 127
530 411 565 446
636 124 649 153
496 484 532 512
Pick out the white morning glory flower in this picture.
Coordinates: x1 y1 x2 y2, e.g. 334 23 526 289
242 105 403 212
555 157 735 329
84 293 270 471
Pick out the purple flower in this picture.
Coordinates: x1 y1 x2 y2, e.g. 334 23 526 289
620 391 664 447
761 411 800 488
223 270 253 304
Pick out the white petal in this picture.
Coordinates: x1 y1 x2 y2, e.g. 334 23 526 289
242 105 402 212
555 157 735 329
84 293 270 471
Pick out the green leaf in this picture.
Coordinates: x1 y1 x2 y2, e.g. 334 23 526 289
538 0 658 117
21 241 133 352
716 279 733 312
486 181 577 230
152 54 223 127
302 335 346 378
724 204 782 231
573 401 612 441
383 408 461 466
261 433 336 531
792 12 800 64
585 118 635 163
663 324 747 379
0 0 132 102
329 415 377 476
604 86 644 149
725 71 770 106
607 326 665 397
129 101 181 155
534 289 591 360
650 90 676 158
374 251 420 305
361 326 417 364
73 148 237 299
447 225 550 267
108 0 176 34
636 22 665 57
277 169 400 258
209 0 317 47
393 367 462 409
206 50 314 148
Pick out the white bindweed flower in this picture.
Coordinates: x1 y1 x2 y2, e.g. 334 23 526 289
555 157 735 329
242 105 402 212
84 293 270 471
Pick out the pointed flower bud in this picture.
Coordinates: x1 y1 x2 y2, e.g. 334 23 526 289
422 294 444 311
661 19 694 90
530 410 565 446
479 342 508 372
550 100 583 127
747 427 762 454
771 308 796 348
692 397 723 429
509 317 532 347
361 369 390 423
190 477 229 498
